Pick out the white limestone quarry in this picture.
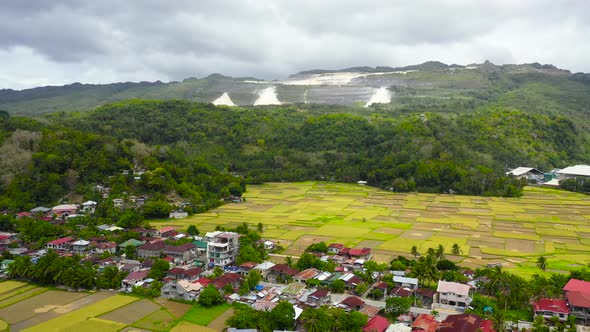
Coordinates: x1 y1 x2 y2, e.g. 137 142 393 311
364 87 391 107
254 86 281 105
245 71 419 87
212 92 236 106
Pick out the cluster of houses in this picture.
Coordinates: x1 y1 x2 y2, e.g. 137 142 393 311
532 279 590 326
506 164 590 186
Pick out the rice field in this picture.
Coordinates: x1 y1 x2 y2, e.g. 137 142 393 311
153 181 590 276
0 282 231 331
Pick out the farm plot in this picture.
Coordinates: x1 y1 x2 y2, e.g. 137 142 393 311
152 181 590 276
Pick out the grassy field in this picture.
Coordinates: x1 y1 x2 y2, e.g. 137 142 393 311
0 282 233 331
152 181 590 276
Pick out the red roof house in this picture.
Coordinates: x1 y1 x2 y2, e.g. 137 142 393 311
213 272 241 290
437 314 482 332
362 315 390 332
563 279 590 323
341 296 365 311
411 313 439 332
479 319 496 332
46 236 74 250
534 298 570 322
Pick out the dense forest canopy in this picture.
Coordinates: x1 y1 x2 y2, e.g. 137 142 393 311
1 90 589 213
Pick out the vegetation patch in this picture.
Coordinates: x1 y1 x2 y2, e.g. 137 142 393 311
170 321 217 332
99 298 160 325
132 308 176 332
179 303 231 326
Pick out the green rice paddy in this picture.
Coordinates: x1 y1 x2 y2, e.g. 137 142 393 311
154 182 590 276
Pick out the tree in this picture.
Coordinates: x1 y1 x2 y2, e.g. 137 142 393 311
537 256 547 272
198 285 223 307
300 307 331 332
124 245 136 259
370 288 384 299
355 283 368 295
532 315 549 332
213 267 224 278
285 256 293 267
148 259 170 280
257 222 263 233
385 296 413 318
270 301 295 330
493 310 507 332
187 225 199 236
411 245 419 258
117 209 144 228
435 244 445 261
331 279 345 293
246 270 261 290
451 243 462 255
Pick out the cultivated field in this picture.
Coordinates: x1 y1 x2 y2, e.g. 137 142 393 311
0 282 228 331
155 181 590 277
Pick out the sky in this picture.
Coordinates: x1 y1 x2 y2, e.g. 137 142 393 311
1 0 589 90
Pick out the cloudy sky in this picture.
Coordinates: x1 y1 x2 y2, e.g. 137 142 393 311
1 0 589 89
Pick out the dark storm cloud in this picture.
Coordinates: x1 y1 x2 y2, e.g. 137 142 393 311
1 0 589 89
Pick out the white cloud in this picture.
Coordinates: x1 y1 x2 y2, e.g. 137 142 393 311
1 0 589 89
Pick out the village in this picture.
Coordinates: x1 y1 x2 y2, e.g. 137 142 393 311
1 191 590 332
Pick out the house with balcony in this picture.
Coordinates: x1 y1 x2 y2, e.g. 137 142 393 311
72 240 91 255
46 236 73 251
206 232 239 268
435 280 472 310
164 243 196 263
564 279 590 325
533 298 569 322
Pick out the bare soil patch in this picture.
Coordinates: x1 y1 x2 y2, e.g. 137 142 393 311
154 298 192 318
207 307 234 331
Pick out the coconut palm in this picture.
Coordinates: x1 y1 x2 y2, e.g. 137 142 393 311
435 244 445 261
493 310 507 332
537 256 547 272
451 243 462 255
300 307 330 332
410 245 419 258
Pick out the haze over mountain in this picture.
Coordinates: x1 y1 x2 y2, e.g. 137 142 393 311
1 61 589 116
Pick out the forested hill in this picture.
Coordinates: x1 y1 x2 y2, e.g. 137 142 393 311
1 95 589 211
2 61 590 116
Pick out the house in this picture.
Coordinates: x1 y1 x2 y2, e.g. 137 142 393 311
72 239 91 254
213 272 241 291
363 315 390 332
30 206 51 216
51 204 78 217
161 279 204 301
169 211 188 219
462 269 475 280
506 167 544 182
206 232 240 268
411 313 439 332
389 287 413 298
373 281 389 294
118 239 145 251
341 296 365 311
266 264 299 283
557 165 590 180
437 313 482 332
0 259 14 271
349 247 372 260
94 241 117 255
46 236 73 250
137 241 165 259
158 226 177 238
293 268 320 283
81 201 97 213
164 243 196 263
281 282 307 299
113 198 124 208
563 279 590 324
122 270 149 290
307 289 330 307
435 281 472 310
359 305 381 318
479 319 496 332
533 298 569 322
263 240 274 250
340 273 363 290
167 267 202 281
254 261 275 278
415 288 436 308
328 243 345 254
238 262 258 276
393 276 418 290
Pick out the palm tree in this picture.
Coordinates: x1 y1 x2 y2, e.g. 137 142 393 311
451 243 462 255
300 307 330 332
493 310 507 332
413 255 439 286
426 247 435 257
435 244 445 261
410 245 419 258
537 256 547 272
285 256 293 267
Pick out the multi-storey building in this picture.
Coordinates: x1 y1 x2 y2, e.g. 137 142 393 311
205 231 239 268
